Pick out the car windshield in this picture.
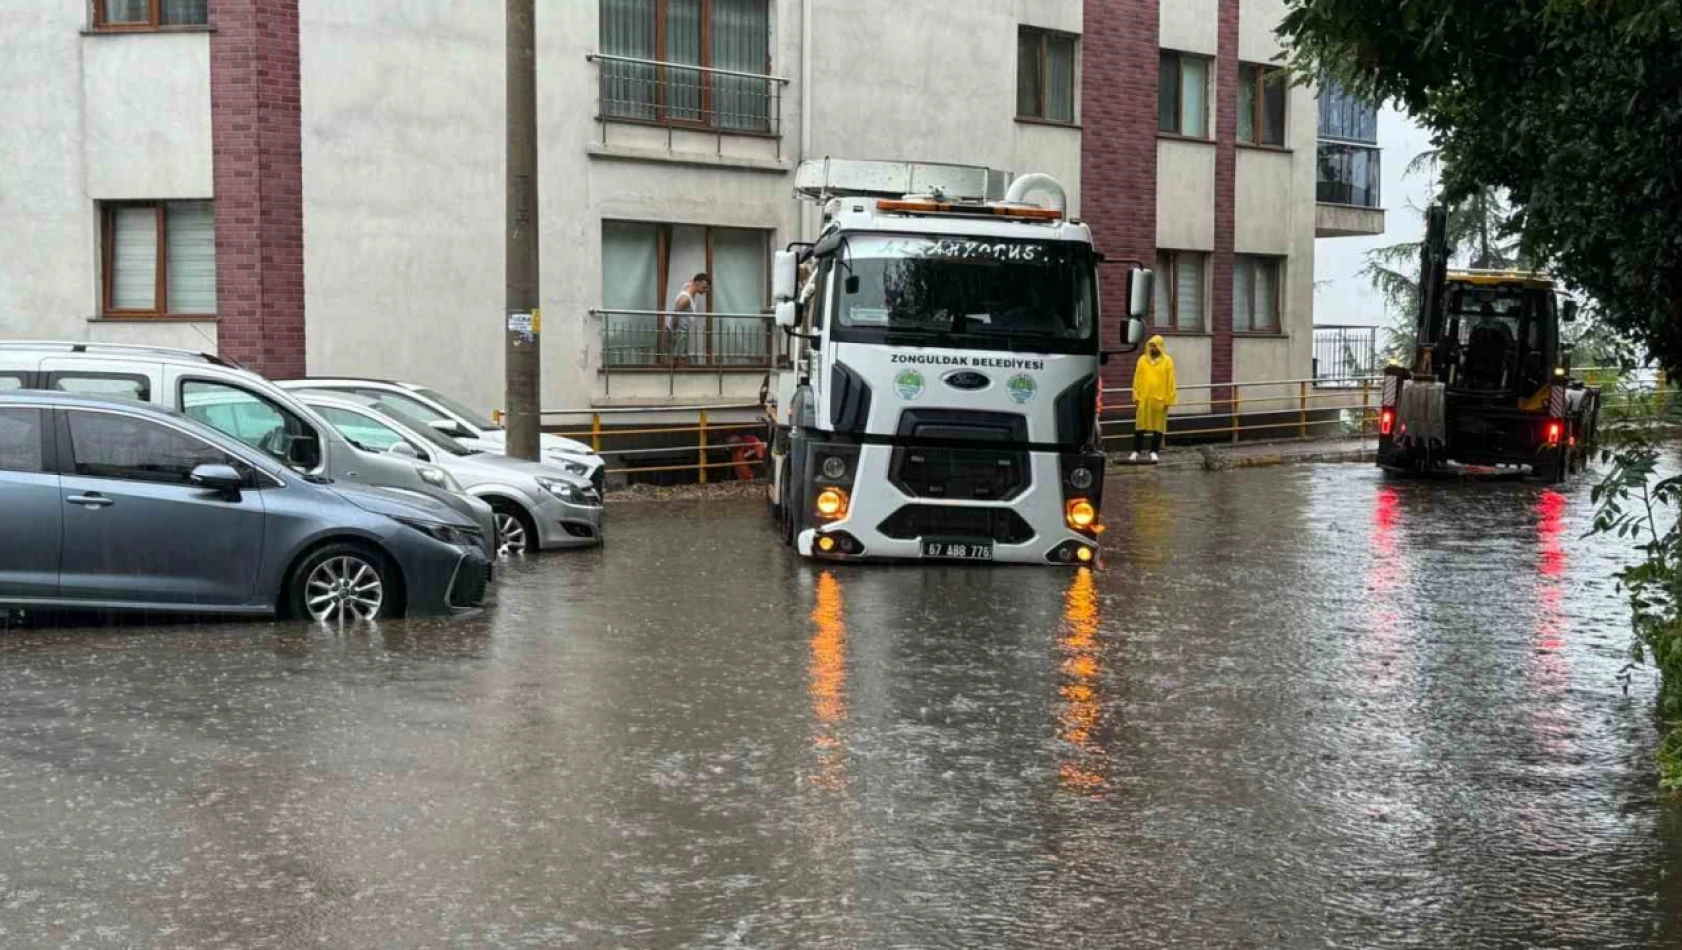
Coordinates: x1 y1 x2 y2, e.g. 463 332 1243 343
371 401 477 457
833 234 1096 352
415 387 499 431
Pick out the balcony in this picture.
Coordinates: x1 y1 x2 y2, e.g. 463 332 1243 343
1316 140 1385 237
595 308 776 398
587 54 791 168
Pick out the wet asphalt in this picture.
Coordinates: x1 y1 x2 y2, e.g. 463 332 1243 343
2 463 1681 949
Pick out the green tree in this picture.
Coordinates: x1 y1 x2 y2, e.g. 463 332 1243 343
1280 0 1682 368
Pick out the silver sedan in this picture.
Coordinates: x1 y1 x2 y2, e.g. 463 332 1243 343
293 390 604 556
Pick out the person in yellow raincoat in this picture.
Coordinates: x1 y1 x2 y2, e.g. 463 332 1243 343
1131 335 1177 462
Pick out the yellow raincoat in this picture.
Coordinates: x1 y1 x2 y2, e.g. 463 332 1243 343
1133 336 1178 433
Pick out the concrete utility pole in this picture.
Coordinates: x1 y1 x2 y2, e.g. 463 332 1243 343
504 0 541 460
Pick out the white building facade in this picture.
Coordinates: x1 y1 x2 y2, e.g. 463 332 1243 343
0 0 1381 416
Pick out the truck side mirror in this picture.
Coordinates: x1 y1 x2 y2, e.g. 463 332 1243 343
772 250 799 302
1127 318 1147 346
1563 300 1579 323
775 300 797 329
1127 268 1154 320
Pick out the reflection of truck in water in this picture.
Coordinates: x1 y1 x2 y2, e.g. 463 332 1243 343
763 160 1151 564
1378 205 1600 482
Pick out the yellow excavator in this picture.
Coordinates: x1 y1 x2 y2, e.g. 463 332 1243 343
1377 206 1601 482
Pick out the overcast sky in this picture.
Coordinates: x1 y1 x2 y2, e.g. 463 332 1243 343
1313 107 1436 330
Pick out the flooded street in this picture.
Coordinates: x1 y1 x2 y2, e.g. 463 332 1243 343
3 463 1682 948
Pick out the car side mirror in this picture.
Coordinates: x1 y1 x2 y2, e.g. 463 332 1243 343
388 442 420 459
426 419 466 438
286 432 321 469
190 463 245 495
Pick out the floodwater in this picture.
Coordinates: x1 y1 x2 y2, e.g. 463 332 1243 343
3 464 1681 948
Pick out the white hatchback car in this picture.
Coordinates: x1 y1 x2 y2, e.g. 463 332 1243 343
279 378 605 491
294 390 604 555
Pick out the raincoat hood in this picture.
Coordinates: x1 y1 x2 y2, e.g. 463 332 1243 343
1146 335 1167 359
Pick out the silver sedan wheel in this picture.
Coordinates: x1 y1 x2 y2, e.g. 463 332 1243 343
496 512 529 557
306 555 384 623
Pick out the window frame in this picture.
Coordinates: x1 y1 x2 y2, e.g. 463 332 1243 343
91 0 209 32
1238 62 1288 148
46 371 153 403
1016 27 1079 125
99 201 217 320
1158 50 1213 139
1153 251 1209 333
1233 254 1284 334
599 0 773 133
177 377 324 474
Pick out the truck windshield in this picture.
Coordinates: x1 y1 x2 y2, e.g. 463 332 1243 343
834 235 1096 353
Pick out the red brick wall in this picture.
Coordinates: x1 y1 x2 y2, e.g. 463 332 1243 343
209 0 305 378
1080 0 1161 392
1210 0 1240 392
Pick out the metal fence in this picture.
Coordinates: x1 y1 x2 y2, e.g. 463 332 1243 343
596 308 774 369
1313 326 1381 387
517 369 1677 487
588 53 790 149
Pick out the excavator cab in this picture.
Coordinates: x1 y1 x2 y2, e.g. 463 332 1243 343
1378 205 1599 482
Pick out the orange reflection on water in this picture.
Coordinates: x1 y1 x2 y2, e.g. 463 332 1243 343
1530 491 1570 748
1057 568 1106 792
808 571 850 790
1362 485 1408 689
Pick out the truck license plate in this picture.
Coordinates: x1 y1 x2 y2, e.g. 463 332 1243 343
921 540 994 561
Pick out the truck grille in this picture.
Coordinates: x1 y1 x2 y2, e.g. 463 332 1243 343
890 447 1029 501
877 504 1036 545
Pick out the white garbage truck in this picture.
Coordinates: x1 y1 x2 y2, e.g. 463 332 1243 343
764 159 1153 565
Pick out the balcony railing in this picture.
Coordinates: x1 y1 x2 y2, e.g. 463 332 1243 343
596 309 775 370
589 53 790 141
1317 140 1382 209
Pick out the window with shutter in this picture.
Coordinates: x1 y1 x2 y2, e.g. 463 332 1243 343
101 201 216 318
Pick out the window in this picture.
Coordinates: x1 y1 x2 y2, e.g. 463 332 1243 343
48 373 151 402
601 220 770 367
1017 28 1077 123
0 409 45 474
1238 63 1287 146
0 374 29 392
101 201 216 318
599 0 772 131
180 380 319 470
314 405 420 457
1233 256 1282 332
66 411 230 485
1152 252 1207 332
94 0 208 30
1158 51 1210 138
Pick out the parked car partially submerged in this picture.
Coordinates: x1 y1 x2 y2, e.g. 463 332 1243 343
278 377 606 491
0 391 490 621
291 389 604 555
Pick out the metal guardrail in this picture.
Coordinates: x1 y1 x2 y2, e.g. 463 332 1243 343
588 53 790 153
511 369 1673 485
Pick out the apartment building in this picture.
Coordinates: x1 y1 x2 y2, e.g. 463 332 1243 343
0 0 1383 415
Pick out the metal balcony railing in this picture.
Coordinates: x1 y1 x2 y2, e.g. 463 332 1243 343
596 308 775 368
588 53 789 142
1313 325 1382 386
1317 141 1382 209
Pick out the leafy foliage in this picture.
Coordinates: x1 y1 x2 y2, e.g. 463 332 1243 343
1280 0 1682 370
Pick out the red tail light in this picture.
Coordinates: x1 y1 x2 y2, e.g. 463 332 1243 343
1545 420 1563 446
1379 407 1396 437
